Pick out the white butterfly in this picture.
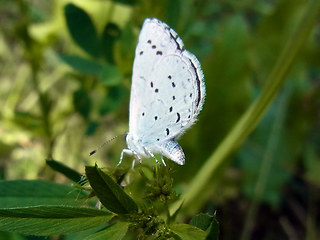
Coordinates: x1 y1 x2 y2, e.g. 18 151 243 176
120 18 206 166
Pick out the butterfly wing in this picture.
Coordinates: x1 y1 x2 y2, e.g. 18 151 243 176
128 18 205 164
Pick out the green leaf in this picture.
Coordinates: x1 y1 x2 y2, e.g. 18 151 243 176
99 64 123 86
0 206 112 236
171 224 206 240
206 215 219 240
189 213 219 240
0 231 26 240
63 226 105 240
84 222 129 240
114 22 136 74
168 201 183 224
46 159 83 184
85 121 99 136
60 55 103 74
189 213 212 231
64 4 100 57
99 85 126 115
73 88 91 120
101 23 121 63
85 165 138 214
0 180 87 208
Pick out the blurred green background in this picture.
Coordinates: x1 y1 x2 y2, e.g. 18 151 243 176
0 0 319 239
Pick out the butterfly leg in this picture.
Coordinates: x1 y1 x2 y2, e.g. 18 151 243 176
134 152 142 164
144 147 161 164
119 149 133 166
131 151 143 168
160 155 167 166
131 159 136 169
119 149 142 168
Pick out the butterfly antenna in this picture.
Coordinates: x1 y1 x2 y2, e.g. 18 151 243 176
89 133 127 156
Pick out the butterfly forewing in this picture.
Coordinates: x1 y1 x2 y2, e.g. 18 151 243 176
129 19 205 144
130 19 183 132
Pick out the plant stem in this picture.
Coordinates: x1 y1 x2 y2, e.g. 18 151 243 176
169 0 320 215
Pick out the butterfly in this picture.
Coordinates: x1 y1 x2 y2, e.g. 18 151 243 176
118 18 205 166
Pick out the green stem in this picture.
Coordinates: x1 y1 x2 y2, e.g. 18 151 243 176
170 0 320 215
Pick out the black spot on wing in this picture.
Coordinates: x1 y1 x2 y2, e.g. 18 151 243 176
152 45 156 49
172 82 176 88
176 113 180 123
155 88 159 93
147 40 151 44
139 51 143 55
150 82 153 88
169 106 173 112
155 116 158 120
166 128 170 136
156 51 162 55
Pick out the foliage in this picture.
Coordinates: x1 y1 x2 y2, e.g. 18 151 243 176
0 0 319 239
0 162 217 239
